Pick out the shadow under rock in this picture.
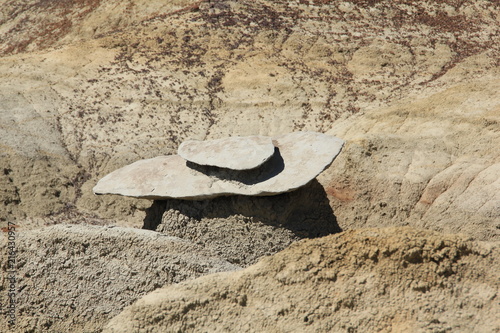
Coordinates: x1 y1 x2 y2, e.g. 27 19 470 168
144 179 341 236
143 179 341 266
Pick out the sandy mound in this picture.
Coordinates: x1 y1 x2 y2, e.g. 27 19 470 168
147 179 341 266
104 227 500 333
0 224 238 332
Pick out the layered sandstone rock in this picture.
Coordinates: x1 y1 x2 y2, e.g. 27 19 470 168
93 132 345 199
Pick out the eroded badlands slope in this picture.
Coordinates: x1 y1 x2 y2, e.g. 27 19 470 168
0 0 498 237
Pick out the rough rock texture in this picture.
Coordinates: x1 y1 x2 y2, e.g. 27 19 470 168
0 224 239 333
93 132 344 199
145 180 341 266
178 136 275 170
104 227 500 333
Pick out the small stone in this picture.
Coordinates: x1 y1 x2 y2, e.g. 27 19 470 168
178 136 275 170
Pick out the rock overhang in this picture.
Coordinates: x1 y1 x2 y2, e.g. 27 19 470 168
93 131 345 200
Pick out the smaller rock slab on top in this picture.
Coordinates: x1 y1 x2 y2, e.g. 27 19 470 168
178 136 275 170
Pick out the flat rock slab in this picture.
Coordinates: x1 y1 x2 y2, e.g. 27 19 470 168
178 136 275 170
93 132 344 199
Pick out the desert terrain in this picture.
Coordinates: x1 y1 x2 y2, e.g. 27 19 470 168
0 0 499 332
